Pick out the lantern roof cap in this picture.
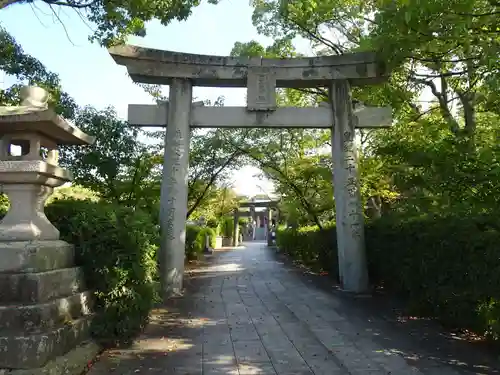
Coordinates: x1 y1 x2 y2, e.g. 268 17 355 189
0 86 94 145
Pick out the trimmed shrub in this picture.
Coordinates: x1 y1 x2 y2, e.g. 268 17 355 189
366 213 500 339
0 193 8 216
220 217 234 238
276 225 338 277
48 185 100 203
276 214 500 340
185 225 216 259
46 198 159 347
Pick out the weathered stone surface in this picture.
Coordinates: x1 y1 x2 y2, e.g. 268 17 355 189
0 291 92 333
0 87 94 243
129 104 392 129
330 80 369 293
108 45 387 88
247 67 277 111
158 78 192 298
0 161 71 182
2 341 100 375
0 241 74 273
0 86 94 146
0 88 95 373
0 267 85 304
233 209 240 247
0 316 92 369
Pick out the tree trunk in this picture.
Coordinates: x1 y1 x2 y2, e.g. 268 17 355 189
461 92 476 137
185 151 240 219
366 196 382 219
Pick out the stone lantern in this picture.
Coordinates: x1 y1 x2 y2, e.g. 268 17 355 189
0 86 93 241
0 86 99 372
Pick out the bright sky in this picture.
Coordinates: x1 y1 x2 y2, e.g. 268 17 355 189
0 1 312 197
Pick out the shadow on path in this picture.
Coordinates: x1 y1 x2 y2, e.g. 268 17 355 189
87 242 500 375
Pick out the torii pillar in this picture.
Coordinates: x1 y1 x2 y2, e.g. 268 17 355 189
250 205 256 240
330 81 368 292
158 79 192 298
232 208 239 247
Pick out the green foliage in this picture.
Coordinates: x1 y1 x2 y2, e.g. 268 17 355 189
2 27 241 224
0 27 77 118
229 40 337 228
207 218 219 228
45 199 159 347
369 112 500 216
277 214 500 340
48 185 100 203
276 225 338 276
2 0 220 47
0 194 9 216
185 225 216 259
367 213 500 340
245 0 500 136
220 217 234 238
59 106 147 203
4 0 499 346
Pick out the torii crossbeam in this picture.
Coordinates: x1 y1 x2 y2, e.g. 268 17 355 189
128 103 391 129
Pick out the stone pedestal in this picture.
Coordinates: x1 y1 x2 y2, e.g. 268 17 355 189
0 241 98 372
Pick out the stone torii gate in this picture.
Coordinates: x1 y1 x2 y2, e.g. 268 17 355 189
108 45 391 296
235 200 278 246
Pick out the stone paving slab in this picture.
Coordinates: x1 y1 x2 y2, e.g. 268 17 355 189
87 242 500 375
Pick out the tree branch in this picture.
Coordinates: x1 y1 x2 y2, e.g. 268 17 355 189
186 150 241 219
0 0 21 9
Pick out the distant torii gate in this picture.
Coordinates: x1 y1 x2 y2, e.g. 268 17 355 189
108 45 391 297
234 200 278 246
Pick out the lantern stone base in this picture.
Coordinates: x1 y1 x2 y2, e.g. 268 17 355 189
0 240 96 371
0 341 101 375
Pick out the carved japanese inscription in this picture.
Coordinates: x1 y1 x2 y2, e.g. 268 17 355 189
247 67 277 111
163 128 186 242
342 122 363 239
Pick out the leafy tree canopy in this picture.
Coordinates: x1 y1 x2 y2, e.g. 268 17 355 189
0 27 77 118
1 0 219 46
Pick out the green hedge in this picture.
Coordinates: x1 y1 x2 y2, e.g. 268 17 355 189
367 214 500 339
0 193 223 346
276 214 500 340
276 225 338 277
46 199 159 347
220 217 234 238
185 225 216 259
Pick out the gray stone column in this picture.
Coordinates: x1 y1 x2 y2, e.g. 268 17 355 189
159 78 192 298
232 209 239 247
266 208 273 246
330 80 369 293
265 208 271 239
250 206 256 240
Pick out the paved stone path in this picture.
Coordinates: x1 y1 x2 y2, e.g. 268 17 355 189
88 242 499 375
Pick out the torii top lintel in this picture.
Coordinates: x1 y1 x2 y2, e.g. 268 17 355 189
108 45 387 88
238 201 277 208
